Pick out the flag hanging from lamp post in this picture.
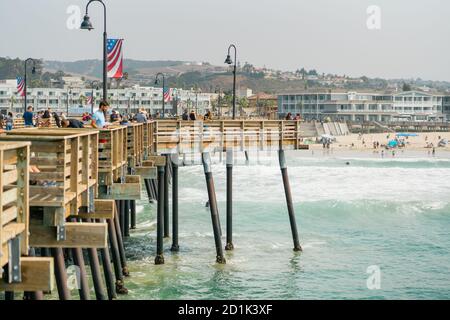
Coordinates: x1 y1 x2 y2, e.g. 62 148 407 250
107 38 124 79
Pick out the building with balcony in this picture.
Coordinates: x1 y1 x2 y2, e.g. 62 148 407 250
278 90 446 122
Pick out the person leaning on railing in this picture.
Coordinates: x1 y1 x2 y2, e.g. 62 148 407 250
91 100 110 129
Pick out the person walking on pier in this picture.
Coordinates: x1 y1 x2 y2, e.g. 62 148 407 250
91 101 109 129
23 106 34 127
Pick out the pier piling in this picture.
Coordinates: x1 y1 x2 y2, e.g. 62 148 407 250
113 204 129 276
124 200 130 237
171 153 179 252
71 247 91 300
155 164 165 265
51 248 71 300
225 149 234 250
99 245 117 299
202 152 226 264
278 149 302 252
69 218 90 300
107 217 128 294
87 247 107 300
130 200 137 229
164 154 170 238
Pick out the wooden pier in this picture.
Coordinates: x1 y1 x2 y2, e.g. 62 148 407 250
0 118 306 299
0 142 54 293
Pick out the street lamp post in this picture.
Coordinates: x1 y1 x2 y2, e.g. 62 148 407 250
66 88 72 116
154 73 165 118
224 44 237 120
80 0 108 102
215 86 222 117
90 80 99 114
195 89 199 115
24 58 36 112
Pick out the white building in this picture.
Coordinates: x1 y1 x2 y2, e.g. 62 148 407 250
0 80 216 116
278 90 446 122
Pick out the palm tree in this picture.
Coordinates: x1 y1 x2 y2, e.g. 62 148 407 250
10 95 16 112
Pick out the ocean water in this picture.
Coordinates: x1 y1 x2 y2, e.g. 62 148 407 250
120 149 450 300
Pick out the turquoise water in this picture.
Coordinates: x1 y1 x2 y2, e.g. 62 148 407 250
123 150 450 299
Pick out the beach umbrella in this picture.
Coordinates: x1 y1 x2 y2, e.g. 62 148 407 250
388 140 398 148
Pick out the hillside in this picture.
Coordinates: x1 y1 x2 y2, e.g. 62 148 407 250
3 57 450 94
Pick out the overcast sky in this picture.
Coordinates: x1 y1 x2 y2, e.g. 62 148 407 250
1 0 449 81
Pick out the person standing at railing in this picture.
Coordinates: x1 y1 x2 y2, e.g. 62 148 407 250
42 108 52 127
182 109 189 120
5 112 14 130
91 101 110 129
53 112 62 128
23 106 34 127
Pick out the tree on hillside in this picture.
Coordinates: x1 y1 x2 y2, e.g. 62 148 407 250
239 97 249 108
402 83 412 91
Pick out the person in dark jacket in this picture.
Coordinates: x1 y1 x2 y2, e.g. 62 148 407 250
62 118 84 128
23 106 34 126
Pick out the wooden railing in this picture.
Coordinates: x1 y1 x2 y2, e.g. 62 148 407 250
153 120 305 153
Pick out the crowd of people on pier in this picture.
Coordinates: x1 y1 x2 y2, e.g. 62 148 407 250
0 101 222 132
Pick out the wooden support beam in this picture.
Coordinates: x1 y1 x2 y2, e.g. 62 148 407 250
99 175 142 200
146 156 166 167
0 257 54 292
29 222 107 248
133 166 157 179
76 199 115 220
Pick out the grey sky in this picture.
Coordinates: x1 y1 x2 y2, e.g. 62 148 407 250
1 0 449 81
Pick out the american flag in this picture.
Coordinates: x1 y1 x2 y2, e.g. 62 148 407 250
86 92 94 106
163 87 173 102
17 77 25 97
107 38 123 79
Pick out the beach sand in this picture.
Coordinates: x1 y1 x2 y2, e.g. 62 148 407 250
309 131 450 152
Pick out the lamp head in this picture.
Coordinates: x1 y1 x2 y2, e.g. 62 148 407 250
224 55 233 65
31 66 36 74
80 15 94 30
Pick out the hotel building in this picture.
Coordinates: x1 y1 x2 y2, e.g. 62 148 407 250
278 90 446 122
0 79 216 116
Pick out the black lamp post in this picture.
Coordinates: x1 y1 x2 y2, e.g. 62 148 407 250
225 44 237 119
89 80 99 114
66 87 72 116
215 86 222 117
80 0 108 102
24 58 36 112
154 73 165 118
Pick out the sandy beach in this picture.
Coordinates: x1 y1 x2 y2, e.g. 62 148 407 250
310 131 450 152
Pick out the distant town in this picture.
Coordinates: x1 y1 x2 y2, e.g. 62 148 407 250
2 56 450 122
